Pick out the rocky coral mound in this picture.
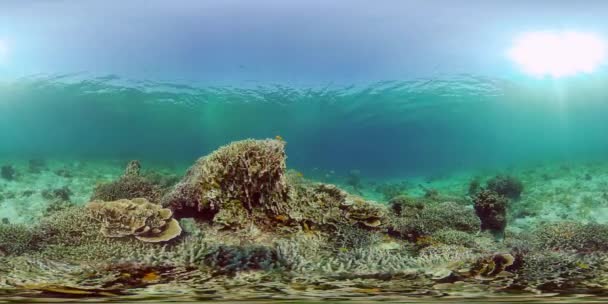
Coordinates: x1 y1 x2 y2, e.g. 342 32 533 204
161 139 289 219
161 139 390 235
91 160 170 203
474 189 508 237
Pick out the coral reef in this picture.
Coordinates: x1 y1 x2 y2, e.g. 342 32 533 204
123 160 141 178
0 223 39 255
4 139 608 300
91 161 164 203
486 175 524 200
203 244 283 275
473 190 508 237
388 195 426 216
531 222 608 252
161 139 289 219
389 201 480 241
87 198 182 243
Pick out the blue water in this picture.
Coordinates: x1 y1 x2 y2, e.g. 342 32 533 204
1 74 608 178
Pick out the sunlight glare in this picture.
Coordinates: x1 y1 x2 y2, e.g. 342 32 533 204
0 39 8 64
508 31 607 78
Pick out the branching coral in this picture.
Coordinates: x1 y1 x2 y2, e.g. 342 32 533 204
389 201 480 241
87 198 182 243
203 244 284 275
516 251 600 290
332 224 382 250
0 224 40 256
531 222 608 252
288 183 389 230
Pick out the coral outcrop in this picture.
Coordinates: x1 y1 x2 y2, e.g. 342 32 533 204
161 139 391 239
91 160 165 203
486 175 524 200
473 190 508 237
87 198 182 243
161 139 289 219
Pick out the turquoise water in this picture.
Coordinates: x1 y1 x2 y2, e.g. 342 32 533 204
4 1 608 302
2 74 608 177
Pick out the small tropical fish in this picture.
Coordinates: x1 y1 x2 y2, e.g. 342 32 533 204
275 214 289 222
141 271 160 283
275 135 284 141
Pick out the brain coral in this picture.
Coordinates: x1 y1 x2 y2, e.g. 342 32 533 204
87 198 182 243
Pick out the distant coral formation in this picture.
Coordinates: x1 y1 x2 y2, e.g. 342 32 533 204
1 165 16 181
486 175 524 200
91 160 169 203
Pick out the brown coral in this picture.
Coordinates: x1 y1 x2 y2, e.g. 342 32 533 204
160 139 390 235
87 198 182 243
91 161 164 203
161 139 289 219
473 190 508 237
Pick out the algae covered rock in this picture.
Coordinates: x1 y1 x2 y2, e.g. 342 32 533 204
87 198 182 243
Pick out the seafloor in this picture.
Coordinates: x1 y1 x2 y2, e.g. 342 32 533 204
2 138 608 303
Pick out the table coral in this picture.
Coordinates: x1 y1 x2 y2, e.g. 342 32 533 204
87 198 182 243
